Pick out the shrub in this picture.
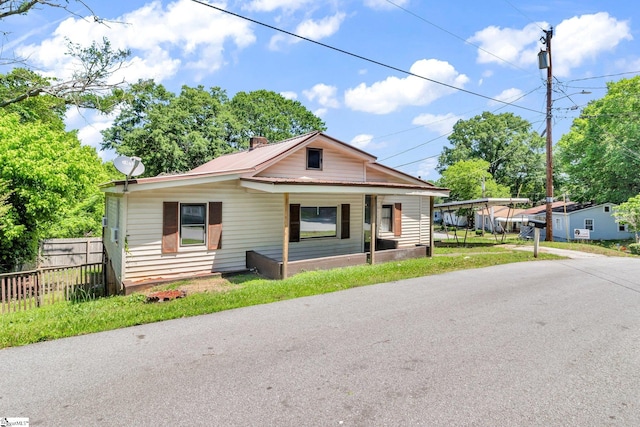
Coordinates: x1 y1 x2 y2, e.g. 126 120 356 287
628 243 640 255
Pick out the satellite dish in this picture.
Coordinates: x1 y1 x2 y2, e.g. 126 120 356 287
114 156 145 177
113 156 145 192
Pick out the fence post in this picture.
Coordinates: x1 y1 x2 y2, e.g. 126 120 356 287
36 270 42 307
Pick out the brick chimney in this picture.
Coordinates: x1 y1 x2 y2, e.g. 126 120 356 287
249 136 268 151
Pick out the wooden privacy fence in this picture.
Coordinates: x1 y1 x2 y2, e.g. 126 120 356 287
0 263 105 314
38 238 103 267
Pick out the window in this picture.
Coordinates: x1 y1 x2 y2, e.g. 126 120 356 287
300 206 337 239
619 224 627 232
380 205 393 232
604 206 611 213
307 148 323 170
380 203 402 236
555 218 562 231
181 204 206 246
585 218 594 231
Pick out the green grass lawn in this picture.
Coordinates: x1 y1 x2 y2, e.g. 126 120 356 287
0 247 565 349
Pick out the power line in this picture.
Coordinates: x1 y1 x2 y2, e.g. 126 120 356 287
502 0 546 32
190 0 542 115
381 84 545 164
565 70 640 83
383 0 534 75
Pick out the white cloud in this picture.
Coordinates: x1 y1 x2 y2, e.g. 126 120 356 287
415 158 439 180
17 0 256 84
314 107 328 117
269 12 345 49
344 59 469 114
244 0 313 12
349 134 387 151
297 12 345 40
350 134 374 149
554 12 632 77
468 12 632 77
488 88 524 106
412 113 461 135
468 22 543 68
65 109 118 160
363 0 409 10
303 83 340 108
280 91 298 100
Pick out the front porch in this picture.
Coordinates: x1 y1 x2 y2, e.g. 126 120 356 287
247 244 429 280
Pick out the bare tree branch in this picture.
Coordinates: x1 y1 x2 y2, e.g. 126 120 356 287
0 1 96 20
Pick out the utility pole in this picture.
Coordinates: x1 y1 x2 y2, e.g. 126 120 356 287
539 27 554 241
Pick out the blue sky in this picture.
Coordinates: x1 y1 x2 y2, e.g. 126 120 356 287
6 0 640 181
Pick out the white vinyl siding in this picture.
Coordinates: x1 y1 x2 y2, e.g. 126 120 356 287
378 196 426 247
122 184 365 281
260 142 366 182
123 181 284 281
365 167 412 184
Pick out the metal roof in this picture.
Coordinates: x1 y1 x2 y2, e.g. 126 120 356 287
434 198 530 211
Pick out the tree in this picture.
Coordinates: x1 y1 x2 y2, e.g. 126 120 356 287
437 159 511 201
438 112 545 201
555 76 640 204
228 89 326 144
0 112 110 272
102 81 327 176
102 81 238 176
0 1 93 21
613 194 640 243
1 2 130 112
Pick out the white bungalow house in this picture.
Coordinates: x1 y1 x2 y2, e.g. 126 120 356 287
101 132 449 293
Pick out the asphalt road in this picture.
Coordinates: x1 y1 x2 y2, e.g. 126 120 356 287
2 257 640 426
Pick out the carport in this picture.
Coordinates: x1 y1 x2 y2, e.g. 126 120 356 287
435 197 530 245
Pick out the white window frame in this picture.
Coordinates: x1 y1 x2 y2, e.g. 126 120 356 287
380 205 393 232
180 203 207 246
584 218 594 231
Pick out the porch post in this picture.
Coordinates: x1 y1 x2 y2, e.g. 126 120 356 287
429 197 434 258
282 192 290 279
370 195 377 265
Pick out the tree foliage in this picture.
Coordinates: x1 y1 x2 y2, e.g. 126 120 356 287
437 159 511 201
555 77 640 204
613 194 640 243
102 81 327 176
0 112 110 272
0 2 130 111
438 112 545 201
228 89 327 144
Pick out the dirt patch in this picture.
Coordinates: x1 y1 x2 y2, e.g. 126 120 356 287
147 276 238 296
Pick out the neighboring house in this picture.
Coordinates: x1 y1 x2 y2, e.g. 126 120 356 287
434 198 530 232
101 132 449 293
523 202 634 241
474 205 529 233
442 211 468 227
